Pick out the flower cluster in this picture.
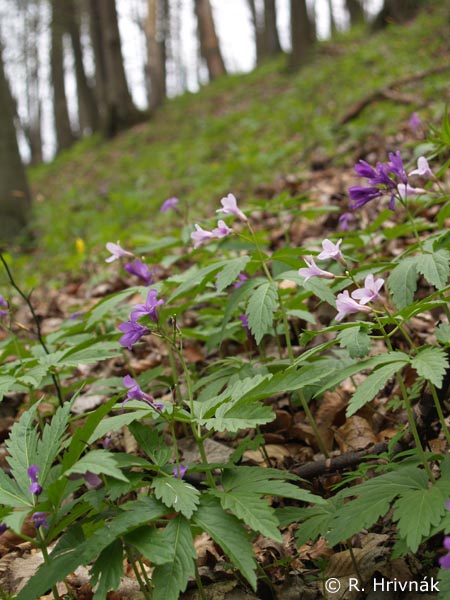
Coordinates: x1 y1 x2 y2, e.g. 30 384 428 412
190 193 247 249
335 274 384 321
118 288 164 350
124 259 153 286
298 238 343 282
27 464 42 496
349 153 430 210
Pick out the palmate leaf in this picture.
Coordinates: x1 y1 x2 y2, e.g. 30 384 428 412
346 360 408 417
152 476 200 519
18 497 167 600
411 346 449 388
152 516 197 600
193 495 257 591
388 257 418 309
90 539 123 600
246 281 278 344
393 485 446 552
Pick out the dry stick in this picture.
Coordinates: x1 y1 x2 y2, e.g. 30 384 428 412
339 64 450 125
0 253 64 407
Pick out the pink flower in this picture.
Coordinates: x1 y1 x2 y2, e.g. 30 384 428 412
408 156 433 178
216 193 247 222
351 274 384 305
212 220 232 238
105 242 133 263
191 224 214 249
160 197 180 213
335 290 372 322
318 238 343 261
298 256 334 282
397 183 426 201
172 464 188 479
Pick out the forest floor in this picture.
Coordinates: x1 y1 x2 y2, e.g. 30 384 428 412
1 5 450 600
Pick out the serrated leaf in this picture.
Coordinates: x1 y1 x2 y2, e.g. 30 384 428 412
347 361 407 417
338 326 371 359
0 469 31 509
220 277 265 338
129 422 172 466
246 281 278 344
303 277 337 306
388 258 417 309
411 346 449 388
436 323 450 346
65 450 129 482
152 476 200 519
90 539 123 600
193 495 257 590
292 503 338 547
217 490 282 541
6 405 39 499
168 260 228 301
86 286 143 328
393 486 446 552
152 516 196 600
124 526 173 565
37 401 72 481
216 256 251 292
205 401 275 432
59 340 120 366
415 250 450 290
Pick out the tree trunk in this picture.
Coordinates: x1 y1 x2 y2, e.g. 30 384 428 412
346 0 365 27
88 0 108 118
146 0 167 110
23 1 43 164
263 0 282 56
194 0 226 81
50 0 75 152
328 0 337 35
372 0 424 30
246 0 266 65
0 44 31 241
289 0 314 70
97 0 140 136
66 0 99 134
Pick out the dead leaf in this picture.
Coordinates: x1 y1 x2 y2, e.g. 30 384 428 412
315 391 347 451
335 416 377 453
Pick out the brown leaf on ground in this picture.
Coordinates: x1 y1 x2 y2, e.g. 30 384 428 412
335 416 377 453
315 391 348 452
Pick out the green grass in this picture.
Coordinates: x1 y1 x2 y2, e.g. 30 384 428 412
5 5 450 289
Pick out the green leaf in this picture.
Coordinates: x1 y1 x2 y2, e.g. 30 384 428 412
436 323 450 346
64 450 129 482
205 401 275 432
90 539 123 600
59 340 120 366
291 503 338 547
338 326 371 359
168 260 228 301
388 258 417 309
246 281 278 344
152 476 200 519
415 250 450 290
124 526 173 565
0 469 31 509
411 346 449 388
347 361 407 417
152 516 196 600
86 287 143 328
393 486 446 552
220 277 265 338
128 422 172 466
37 401 72 481
193 495 257 590
5 405 39 499
216 256 251 292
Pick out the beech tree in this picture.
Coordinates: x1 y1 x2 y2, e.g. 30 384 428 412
0 43 31 241
146 0 168 110
194 0 226 81
289 0 315 70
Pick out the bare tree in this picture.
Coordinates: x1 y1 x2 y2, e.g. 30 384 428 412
66 0 99 134
372 0 424 29
289 0 315 70
50 0 75 152
263 0 282 57
0 42 31 241
194 0 226 81
346 0 365 27
146 0 167 110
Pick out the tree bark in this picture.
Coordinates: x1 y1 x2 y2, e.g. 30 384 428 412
328 0 337 35
372 0 424 30
346 0 365 27
263 0 282 57
194 0 226 81
246 0 266 64
87 0 108 118
289 0 314 70
66 0 99 134
146 0 167 110
50 0 75 152
0 44 31 241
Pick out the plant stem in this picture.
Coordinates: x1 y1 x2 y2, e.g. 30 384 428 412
125 545 152 600
194 563 207 600
429 383 450 447
37 530 61 600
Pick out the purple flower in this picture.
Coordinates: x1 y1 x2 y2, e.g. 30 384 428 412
351 274 384 305
233 273 249 289
124 259 153 286
298 256 335 282
335 290 372 322
123 375 163 410
118 320 149 350
191 224 214 249
68 471 103 488
239 313 250 333
409 156 433 178
338 212 355 231
212 219 232 238
387 151 408 184
31 512 49 529
0 523 7 535
27 465 40 481
172 464 188 479
27 465 42 496
349 186 383 209
216 193 248 222
409 112 422 134
105 242 134 263
161 197 180 213
317 238 343 261
440 536 450 569
130 289 164 323
69 310 84 320
103 436 111 449
354 160 377 179
397 183 425 201
0 294 8 318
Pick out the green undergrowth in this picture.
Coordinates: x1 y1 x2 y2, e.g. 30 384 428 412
7 5 450 288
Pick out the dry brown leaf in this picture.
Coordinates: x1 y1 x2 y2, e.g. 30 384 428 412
315 391 347 451
335 415 377 453
243 444 290 467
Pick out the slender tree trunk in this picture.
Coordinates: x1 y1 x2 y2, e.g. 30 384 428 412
88 0 108 118
246 0 266 65
346 0 365 26
66 0 99 134
50 0 75 152
97 0 140 135
263 0 282 56
372 0 424 29
194 0 226 81
23 1 43 164
0 44 31 241
289 0 314 70
146 0 167 110
328 0 337 35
